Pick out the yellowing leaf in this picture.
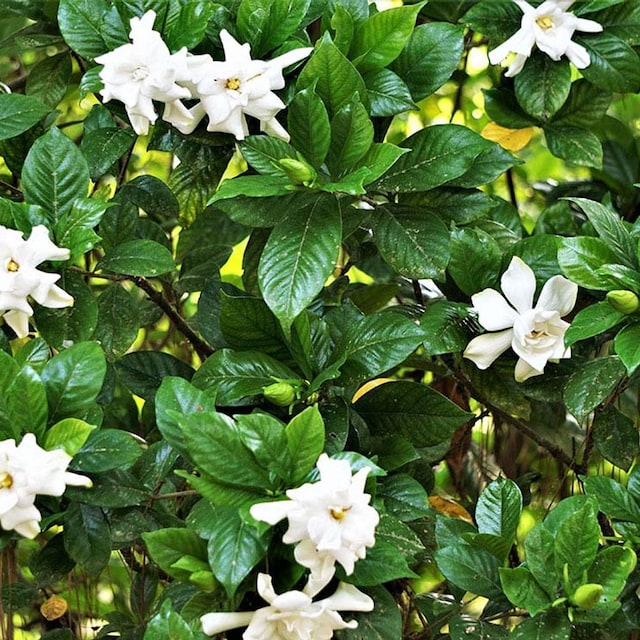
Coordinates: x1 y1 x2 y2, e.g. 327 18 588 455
352 378 395 403
481 122 533 152
429 495 474 523
41 595 68 621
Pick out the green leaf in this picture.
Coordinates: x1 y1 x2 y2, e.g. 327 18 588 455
363 69 417 117
54 198 108 260
500 566 553 616
288 85 331 168
434 545 503 598
44 418 95 457
0 362 47 441
483 88 538 129
326 95 373 175
421 302 471 356
22 126 90 222
0 94 49 141
448 227 502 295
371 204 450 279
554 500 600 590
207 507 269 598
258 195 341 331
63 503 111 576
285 406 325 483
144 600 194 640
58 0 109 58
335 585 402 640
182 412 271 489
339 312 424 383
379 474 429 522
375 124 490 193
163 0 214 50
558 236 620 289
97 239 176 277
298 33 368 115
354 143 408 186
563 356 626 420
576 32 640 93
237 0 311 56
476 478 522 549
462 0 521 41
544 125 603 168
614 321 640 374
119 174 179 222
552 79 612 128
354 380 472 448
515 56 571 121
80 127 136 180
41 342 106 423
143 528 208 582
93 283 141 357
524 523 559 597
192 349 301 405
391 22 465 101
209 176 292 205
72 429 143 472
449 616 508 640
582 475 640 523
593 405 639 471
564 301 625 346
588 546 637 601
26 52 73 108
349 3 422 72
446 143 520 189
510 609 571 640
238 136 297 177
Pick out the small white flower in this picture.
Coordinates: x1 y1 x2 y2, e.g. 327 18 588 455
0 434 91 539
201 573 373 640
173 29 312 140
95 11 192 135
0 225 73 338
488 0 603 77
464 256 578 382
250 454 380 583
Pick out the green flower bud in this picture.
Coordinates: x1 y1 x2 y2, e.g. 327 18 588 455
607 290 639 314
279 158 316 185
263 382 296 407
571 583 604 610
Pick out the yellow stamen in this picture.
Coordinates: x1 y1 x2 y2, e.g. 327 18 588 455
329 506 351 521
226 78 241 90
536 15 554 30
7 258 19 272
0 472 13 489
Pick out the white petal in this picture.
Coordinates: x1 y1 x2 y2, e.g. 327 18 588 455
32 283 74 309
575 17 603 33
3 309 31 338
505 53 529 77
564 41 592 68
463 329 514 370
471 288 518 331
321 582 374 613
260 116 290 141
501 256 536 314
64 471 92 488
535 275 577 316
514 357 543 382
201 611 254 636
250 500 294 525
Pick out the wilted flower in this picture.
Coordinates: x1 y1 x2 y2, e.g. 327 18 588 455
0 434 91 538
172 29 312 140
250 454 379 584
201 573 373 639
464 256 578 382
95 10 192 135
488 0 603 77
0 225 73 338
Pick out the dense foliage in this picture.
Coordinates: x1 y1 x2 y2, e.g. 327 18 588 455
1 0 640 638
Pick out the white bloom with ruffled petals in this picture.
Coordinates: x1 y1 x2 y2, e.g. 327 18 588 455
201 573 373 639
173 29 312 140
488 0 603 77
464 256 578 382
0 434 91 539
250 454 379 585
95 11 192 135
0 225 73 338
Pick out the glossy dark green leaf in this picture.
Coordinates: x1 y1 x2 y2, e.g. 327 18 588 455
434 545 503 598
72 429 143 472
163 0 214 50
80 127 136 180
326 95 373 175
363 69 417 117
564 301 625 346
63 503 111 575
26 52 73 108
476 478 522 546
552 79 612 128
286 406 325 483
143 600 194 640
448 226 502 295
614 321 640 374
58 0 110 58
500 566 552 616
238 136 297 177
583 475 640 524
558 236 620 289
510 609 571 640
0 94 49 142
544 125 603 168
335 585 402 640
288 85 331 168
142 528 208 582
97 239 176 277
379 474 429 522
93 283 140 356
515 55 571 122
523 523 558 597
593 405 639 471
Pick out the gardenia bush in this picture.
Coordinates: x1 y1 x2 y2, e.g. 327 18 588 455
0 0 640 639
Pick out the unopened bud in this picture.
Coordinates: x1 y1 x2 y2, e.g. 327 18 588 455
263 382 296 407
572 583 604 609
279 158 316 185
607 290 639 314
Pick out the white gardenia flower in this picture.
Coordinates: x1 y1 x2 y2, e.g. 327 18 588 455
95 11 192 135
250 454 380 584
201 573 373 640
0 225 73 338
464 256 578 382
488 0 603 77
173 29 312 140
0 434 91 539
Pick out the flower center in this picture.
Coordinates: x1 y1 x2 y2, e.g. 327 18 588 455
535 15 554 30
6 258 19 272
0 472 13 489
225 77 241 91
329 506 351 521
132 65 150 81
